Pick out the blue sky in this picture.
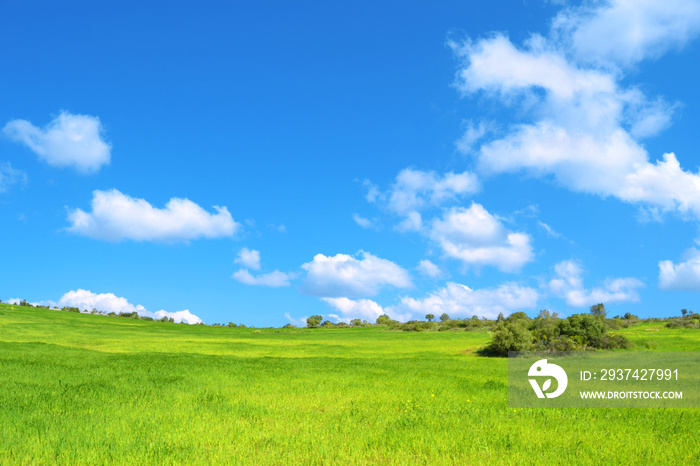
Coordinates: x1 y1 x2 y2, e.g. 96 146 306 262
2 0 700 326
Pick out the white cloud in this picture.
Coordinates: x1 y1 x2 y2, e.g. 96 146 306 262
368 168 479 215
300 251 412 298
57 288 203 324
548 260 644 307
537 221 561 239
67 189 239 242
456 120 490 154
452 34 616 100
554 0 700 69
284 312 308 327
387 281 539 320
353 213 375 229
321 297 385 322
658 249 700 290
429 203 534 272
235 247 261 270
3 111 111 173
395 211 423 232
7 298 46 307
232 269 295 287
417 259 444 278
0 162 27 192
450 7 700 220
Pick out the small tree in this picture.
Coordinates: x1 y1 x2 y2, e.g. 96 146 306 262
590 303 606 318
439 313 450 322
376 314 392 325
306 315 322 328
425 314 435 322
682 309 688 317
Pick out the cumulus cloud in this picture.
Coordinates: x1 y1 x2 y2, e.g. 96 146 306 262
387 282 539 320
57 289 203 324
0 162 27 193
300 251 412 298
658 249 700 290
235 247 261 270
367 168 479 216
548 260 644 307
450 1 700 220
232 269 295 287
67 189 239 242
417 259 444 278
3 111 111 173
553 0 700 69
429 203 534 272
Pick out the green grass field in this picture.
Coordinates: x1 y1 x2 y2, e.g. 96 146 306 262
1 304 698 465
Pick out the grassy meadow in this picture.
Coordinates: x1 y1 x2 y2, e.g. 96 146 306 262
0 303 698 464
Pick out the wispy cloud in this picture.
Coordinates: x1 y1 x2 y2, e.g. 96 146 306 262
232 269 295 287
548 260 644 307
0 162 27 193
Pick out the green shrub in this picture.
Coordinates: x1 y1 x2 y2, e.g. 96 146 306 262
488 321 533 356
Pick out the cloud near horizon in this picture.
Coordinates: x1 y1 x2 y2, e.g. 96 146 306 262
300 251 412 298
658 249 700 290
387 281 539 320
548 260 645 307
57 288 203 324
67 189 239 242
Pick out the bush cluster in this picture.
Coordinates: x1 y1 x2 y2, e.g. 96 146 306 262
665 312 700 328
484 305 634 356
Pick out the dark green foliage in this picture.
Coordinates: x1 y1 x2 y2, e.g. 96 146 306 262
485 306 633 355
425 314 435 322
439 313 450 322
666 313 700 328
375 314 395 325
306 315 322 328
598 333 634 349
489 320 533 355
605 318 629 330
558 313 607 347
